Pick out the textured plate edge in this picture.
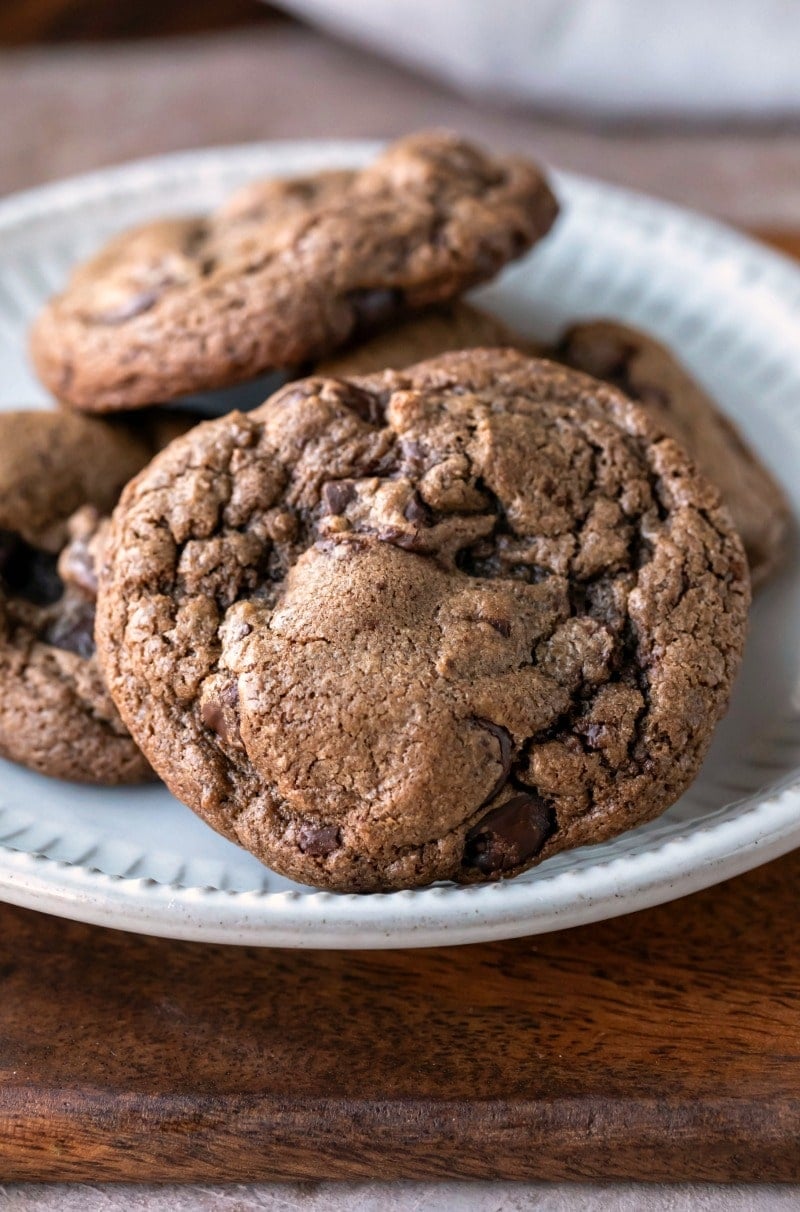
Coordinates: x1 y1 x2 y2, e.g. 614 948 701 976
0 785 797 948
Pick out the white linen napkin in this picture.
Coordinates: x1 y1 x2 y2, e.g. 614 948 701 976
274 0 800 119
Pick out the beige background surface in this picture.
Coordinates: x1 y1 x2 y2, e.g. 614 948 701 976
1 23 798 1211
2 1182 800 1210
2 26 800 228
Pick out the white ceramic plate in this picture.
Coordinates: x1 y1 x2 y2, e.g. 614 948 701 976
1 141 799 948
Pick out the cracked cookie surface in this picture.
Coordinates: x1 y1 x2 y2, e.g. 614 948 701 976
558 320 790 587
30 132 558 413
0 410 186 784
97 350 750 890
322 308 787 589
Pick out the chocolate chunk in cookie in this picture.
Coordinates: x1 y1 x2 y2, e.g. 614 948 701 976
464 793 555 875
97 350 749 890
31 133 558 412
557 320 790 587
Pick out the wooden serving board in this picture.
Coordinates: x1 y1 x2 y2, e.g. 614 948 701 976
1 231 799 1184
0 847 797 1183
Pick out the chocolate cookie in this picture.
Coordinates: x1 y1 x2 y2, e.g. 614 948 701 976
30 132 558 413
97 350 749 890
316 301 539 377
0 410 176 783
558 320 790 587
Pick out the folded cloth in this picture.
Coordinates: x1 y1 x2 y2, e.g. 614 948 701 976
274 0 800 119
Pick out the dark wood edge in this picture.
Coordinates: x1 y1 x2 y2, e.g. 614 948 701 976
2 1092 799 1182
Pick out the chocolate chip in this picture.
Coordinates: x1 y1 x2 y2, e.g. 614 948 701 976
581 722 607 749
201 682 240 746
403 492 434 528
327 379 386 427
463 793 555 875
473 717 513 804
1 538 63 606
297 823 341 857
361 449 398 477
376 525 427 552
42 596 95 658
485 617 511 638
399 438 427 472
98 287 161 325
348 287 404 335
321 480 357 516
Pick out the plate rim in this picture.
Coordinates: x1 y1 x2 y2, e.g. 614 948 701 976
1 137 800 947
0 782 798 948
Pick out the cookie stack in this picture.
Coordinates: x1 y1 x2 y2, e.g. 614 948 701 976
1 131 787 892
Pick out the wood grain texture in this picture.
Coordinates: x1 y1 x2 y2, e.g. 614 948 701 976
0 846 798 1182
760 231 800 261
0 1 280 46
0 231 797 1184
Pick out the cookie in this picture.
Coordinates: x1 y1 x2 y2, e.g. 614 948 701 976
316 301 539 377
0 410 181 783
96 350 749 891
30 132 558 413
557 320 790 587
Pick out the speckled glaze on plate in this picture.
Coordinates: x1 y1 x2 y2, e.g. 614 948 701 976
0 141 798 947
